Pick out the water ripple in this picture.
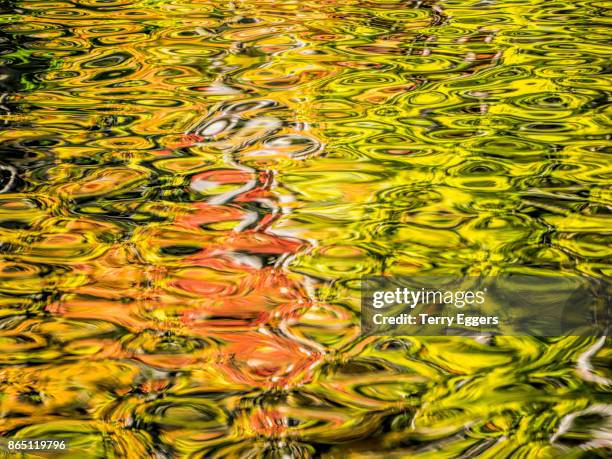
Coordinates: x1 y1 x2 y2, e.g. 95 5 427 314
0 0 609 457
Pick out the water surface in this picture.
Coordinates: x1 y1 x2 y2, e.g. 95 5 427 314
0 0 610 457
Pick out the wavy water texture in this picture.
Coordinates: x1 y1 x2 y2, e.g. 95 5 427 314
0 0 610 457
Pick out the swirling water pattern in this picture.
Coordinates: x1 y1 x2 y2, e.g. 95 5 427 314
0 0 610 457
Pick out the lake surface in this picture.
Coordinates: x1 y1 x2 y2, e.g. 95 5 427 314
0 0 610 457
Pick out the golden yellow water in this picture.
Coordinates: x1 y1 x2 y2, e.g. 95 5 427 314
0 0 610 457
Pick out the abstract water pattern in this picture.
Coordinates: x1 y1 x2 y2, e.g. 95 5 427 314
0 0 610 457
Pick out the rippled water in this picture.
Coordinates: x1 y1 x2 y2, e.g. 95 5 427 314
1 0 611 457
